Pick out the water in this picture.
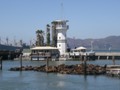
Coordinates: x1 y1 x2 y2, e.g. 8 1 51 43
0 60 120 90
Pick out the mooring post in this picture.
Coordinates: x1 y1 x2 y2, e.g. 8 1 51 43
84 60 87 75
46 53 50 72
0 57 2 70
84 53 87 75
74 53 75 60
112 56 115 65
46 57 49 72
20 53 23 71
79 52 82 61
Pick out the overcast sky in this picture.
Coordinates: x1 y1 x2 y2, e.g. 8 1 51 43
0 0 120 44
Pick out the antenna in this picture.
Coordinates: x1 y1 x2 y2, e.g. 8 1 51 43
20 39 23 46
61 2 65 20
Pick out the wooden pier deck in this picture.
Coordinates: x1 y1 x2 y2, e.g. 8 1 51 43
95 52 120 60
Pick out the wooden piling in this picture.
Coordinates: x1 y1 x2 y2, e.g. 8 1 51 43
0 57 2 70
20 54 23 71
79 53 82 61
112 56 115 65
74 53 75 60
84 54 87 75
46 57 49 72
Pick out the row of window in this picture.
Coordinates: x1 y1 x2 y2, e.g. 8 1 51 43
32 50 59 54
58 36 66 39
59 44 61 47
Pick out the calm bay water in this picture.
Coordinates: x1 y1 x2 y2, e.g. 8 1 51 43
0 60 120 90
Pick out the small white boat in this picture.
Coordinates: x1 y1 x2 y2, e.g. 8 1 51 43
69 46 87 57
69 46 95 60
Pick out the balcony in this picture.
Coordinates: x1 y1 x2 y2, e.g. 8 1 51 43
56 25 69 30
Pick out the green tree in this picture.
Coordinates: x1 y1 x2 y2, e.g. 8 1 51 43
36 30 44 46
51 23 57 47
46 24 50 46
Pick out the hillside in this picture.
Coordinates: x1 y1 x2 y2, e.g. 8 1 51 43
67 36 120 50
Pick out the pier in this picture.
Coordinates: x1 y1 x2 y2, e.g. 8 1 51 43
0 50 21 60
95 52 120 60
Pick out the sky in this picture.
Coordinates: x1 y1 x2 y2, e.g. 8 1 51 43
0 0 120 44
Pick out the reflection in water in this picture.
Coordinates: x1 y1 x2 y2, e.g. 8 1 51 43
57 73 66 78
0 60 120 90
83 75 88 90
56 81 65 87
0 71 3 80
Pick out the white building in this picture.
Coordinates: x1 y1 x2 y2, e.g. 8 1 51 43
30 46 59 60
52 20 69 55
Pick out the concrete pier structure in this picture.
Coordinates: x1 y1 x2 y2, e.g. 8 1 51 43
95 52 120 60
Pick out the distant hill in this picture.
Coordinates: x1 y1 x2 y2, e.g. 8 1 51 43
67 36 120 50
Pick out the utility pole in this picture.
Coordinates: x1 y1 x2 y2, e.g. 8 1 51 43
6 37 9 45
20 39 23 47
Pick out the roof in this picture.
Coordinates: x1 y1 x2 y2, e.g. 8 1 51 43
52 20 68 23
76 46 86 50
107 65 120 68
31 46 58 50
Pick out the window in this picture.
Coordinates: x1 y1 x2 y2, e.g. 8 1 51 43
59 37 61 39
59 44 61 47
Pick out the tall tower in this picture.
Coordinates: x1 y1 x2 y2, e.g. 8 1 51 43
51 20 69 55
